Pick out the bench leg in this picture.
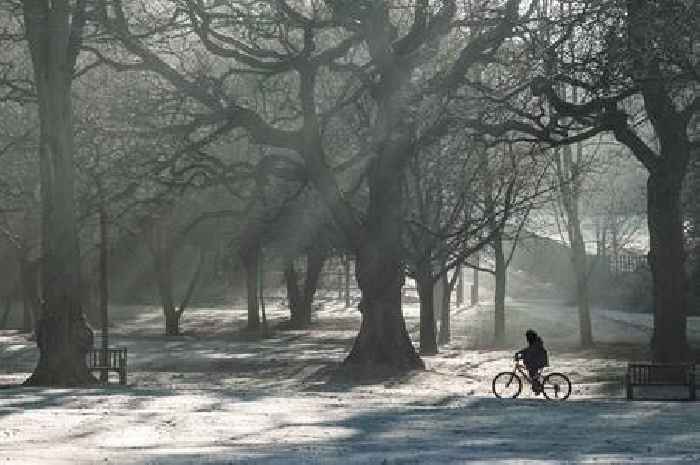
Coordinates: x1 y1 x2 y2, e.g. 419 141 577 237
625 374 632 400
119 367 126 386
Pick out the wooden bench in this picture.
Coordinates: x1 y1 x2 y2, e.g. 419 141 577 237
625 363 696 401
86 347 128 385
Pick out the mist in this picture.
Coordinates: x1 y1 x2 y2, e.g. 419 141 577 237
0 1 698 463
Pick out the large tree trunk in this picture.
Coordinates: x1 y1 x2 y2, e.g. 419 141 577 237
343 155 423 373
297 47 421 376
619 0 692 362
493 231 507 345
241 246 260 331
346 253 423 374
648 172 688 361
301 132 422 375
23 1 96 386
416 271 438 355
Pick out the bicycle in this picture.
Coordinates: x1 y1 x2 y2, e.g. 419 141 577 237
492 356 572 400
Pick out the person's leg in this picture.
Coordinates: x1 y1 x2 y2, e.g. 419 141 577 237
529 367 542 393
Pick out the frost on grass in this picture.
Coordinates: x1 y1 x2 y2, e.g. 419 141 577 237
1 298 699 464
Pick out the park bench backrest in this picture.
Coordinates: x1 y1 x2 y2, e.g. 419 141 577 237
86 347 128 385
86 347 127 368
628 364 692 385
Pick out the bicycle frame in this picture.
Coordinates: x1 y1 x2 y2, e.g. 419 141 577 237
510 361 540 386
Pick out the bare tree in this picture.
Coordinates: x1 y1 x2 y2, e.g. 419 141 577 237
402 134 520 354
481 143 547 345
141 204 209 336
586 153 647 258
551 141 594 347
17 0 96 385
274 194 335 329
0 103 41 333
461 0 698 362
98 0 526 375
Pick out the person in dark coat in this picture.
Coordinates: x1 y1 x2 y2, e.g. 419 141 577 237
515 329 548 393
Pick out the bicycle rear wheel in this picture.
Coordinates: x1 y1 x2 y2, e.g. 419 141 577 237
542 372 571 400
492 372 522 399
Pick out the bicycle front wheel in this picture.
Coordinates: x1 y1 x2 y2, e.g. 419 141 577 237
542 372 571 400
492 372 522 399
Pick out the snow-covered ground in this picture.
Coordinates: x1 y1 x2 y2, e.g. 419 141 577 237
1 295 699 465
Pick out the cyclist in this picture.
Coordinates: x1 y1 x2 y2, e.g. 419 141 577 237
515 329 548 394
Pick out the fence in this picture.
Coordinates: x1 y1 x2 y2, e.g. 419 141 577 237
604 254 648 275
